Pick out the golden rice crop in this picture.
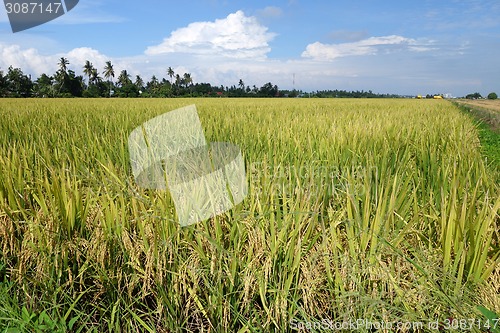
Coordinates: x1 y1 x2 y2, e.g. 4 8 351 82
0 98 498 332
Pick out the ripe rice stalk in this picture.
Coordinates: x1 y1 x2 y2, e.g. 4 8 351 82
0 98 498 330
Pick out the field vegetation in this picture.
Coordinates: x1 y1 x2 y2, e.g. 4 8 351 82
0 98 499 332
456 99 500 131
455 99 500 172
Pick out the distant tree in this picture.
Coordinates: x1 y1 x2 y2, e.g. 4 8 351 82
280 89 300 98
487 92 497 100
55 57 71 95
83 68 106 97
117 83 139 97
59 70 83 97
159 79 173 97
192 82 213 96
173 74 182 95
58 57 69 73
167 67 174 83
134 75 144 92
83 60 94 87
149 75 159 87
33 73 55 97
234 79 246 97
6 66 33 97
259 82 278 97
103 61 115 97
146 75 160 96
466 92 482 99
116 70 137 97
90 68 102 85
117 70 132 87
54 69 66 95
183 73 192 88
0 69 7 97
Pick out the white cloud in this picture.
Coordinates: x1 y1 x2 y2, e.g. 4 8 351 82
67 47 108 68
0 43 136 79
0 43 53 75
145 10 276 59
302 35 434 61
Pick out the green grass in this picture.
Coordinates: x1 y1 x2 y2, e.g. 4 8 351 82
0 98 499 332
453 101 500 178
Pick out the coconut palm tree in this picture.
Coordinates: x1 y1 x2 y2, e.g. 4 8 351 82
167 67 174 83
117 70 131 87
134 75 144 91
58 57 69 73
83 60 94 87
90 68 102 85
183 73 192 87
149 75 158 86
56 57 70 94
103 61 114 97
147 75 160 96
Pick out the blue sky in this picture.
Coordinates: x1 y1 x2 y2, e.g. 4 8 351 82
1 0 499 96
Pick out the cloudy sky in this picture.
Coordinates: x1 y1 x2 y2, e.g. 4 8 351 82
1 0 499 96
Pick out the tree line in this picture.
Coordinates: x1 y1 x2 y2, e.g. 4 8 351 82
311 89 401 98
0 58 282 98
465 92 498 100
4 57 472 99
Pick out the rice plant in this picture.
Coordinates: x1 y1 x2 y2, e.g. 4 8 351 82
0 98 498 332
